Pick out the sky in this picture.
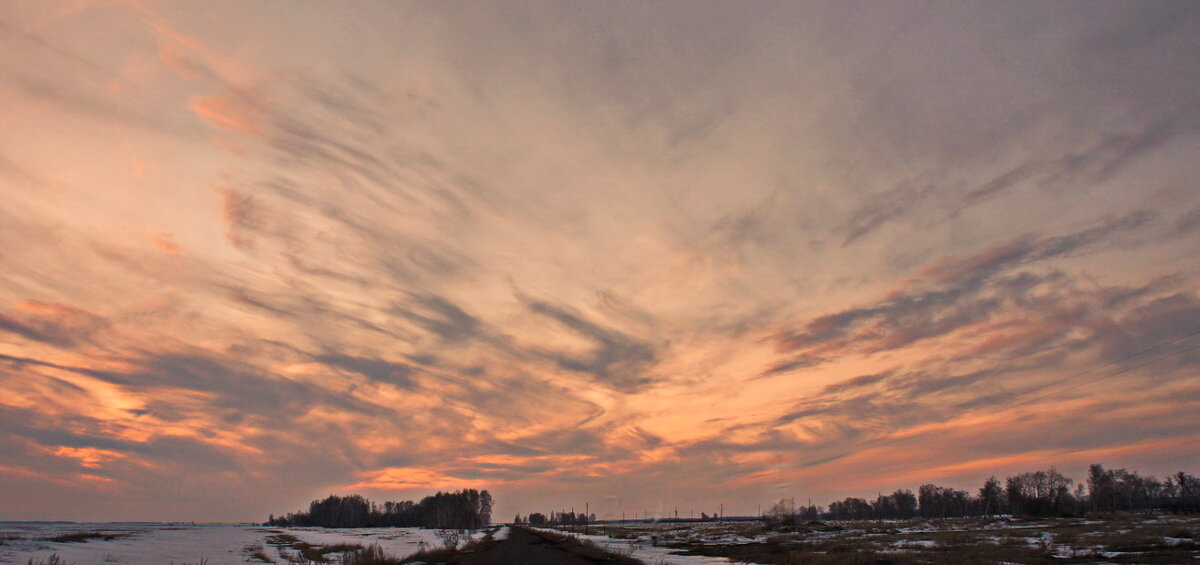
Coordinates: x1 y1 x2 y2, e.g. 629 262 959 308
1 1 1198 523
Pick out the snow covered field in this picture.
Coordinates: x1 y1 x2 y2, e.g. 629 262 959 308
0 523 493 564
5 518 1199 564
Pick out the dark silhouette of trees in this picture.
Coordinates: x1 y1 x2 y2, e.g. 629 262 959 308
979 476 1004 516
1086 464 1200 514
760 462 1199 528
542 510 592 525
827 497 873 520
763 499 823 529
1169 472 1200 513
890 489 919 518
917 484 972 518
266 489 492 529
1006 468 1075 517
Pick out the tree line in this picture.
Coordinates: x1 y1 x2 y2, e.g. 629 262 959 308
266 489 493 529
768 463 1200 525
513 510 597 526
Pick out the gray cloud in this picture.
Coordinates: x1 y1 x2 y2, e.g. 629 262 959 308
315 353 417 389
841 122 1175 245
525 300 658 391
1175 206 1200 234
780 211 1156 354
1073 1 1200 119
393 292 483 343
755 354 826 379
0 302 106 348
841 178 939 246
821 371 894 395
1094 293 1200 364
727 270 1200 480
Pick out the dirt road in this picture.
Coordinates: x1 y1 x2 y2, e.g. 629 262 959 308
455 526 640 565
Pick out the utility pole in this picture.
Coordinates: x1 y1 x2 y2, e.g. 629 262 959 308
720 503 723 519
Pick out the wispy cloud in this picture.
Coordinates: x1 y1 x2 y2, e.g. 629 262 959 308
0 1 1197 522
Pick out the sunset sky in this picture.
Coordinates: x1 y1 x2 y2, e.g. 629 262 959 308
2 1 1199 523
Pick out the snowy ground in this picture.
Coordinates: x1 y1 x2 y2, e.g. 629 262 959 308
6 518 1198 564
528 526 733 565
0 523 497 564
540 515 1200 563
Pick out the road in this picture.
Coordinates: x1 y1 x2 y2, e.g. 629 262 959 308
456 526 639 565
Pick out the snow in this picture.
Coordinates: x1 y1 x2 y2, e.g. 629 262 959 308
1 524 268 564
892 539 938 548
0 523 490 564
490 526 509 541
270 525 474 557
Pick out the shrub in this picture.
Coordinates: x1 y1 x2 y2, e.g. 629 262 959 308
27 555 72 565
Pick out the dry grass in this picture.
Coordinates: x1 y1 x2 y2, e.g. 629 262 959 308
396 534 502 564
338 543 408 564
25 555 73 565
518 528 645 565
557 514 1200 565
265 533 367 563
46 531 128 543
243 542 276 563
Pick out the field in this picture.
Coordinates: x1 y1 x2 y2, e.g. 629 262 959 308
0 523 499 564
4 516 1199 564
544 514 1200 564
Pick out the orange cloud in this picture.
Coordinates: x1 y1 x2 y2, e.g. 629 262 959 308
75 473 117 483
189 92 262 135
149 230 182 254
460 454 595 468
346 467 503 491
52 446 127 469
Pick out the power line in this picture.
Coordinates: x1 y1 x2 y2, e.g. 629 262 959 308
999 342 1200 413
987 326 1200 408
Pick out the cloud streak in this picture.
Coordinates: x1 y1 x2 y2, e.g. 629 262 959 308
0 1 1197 522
